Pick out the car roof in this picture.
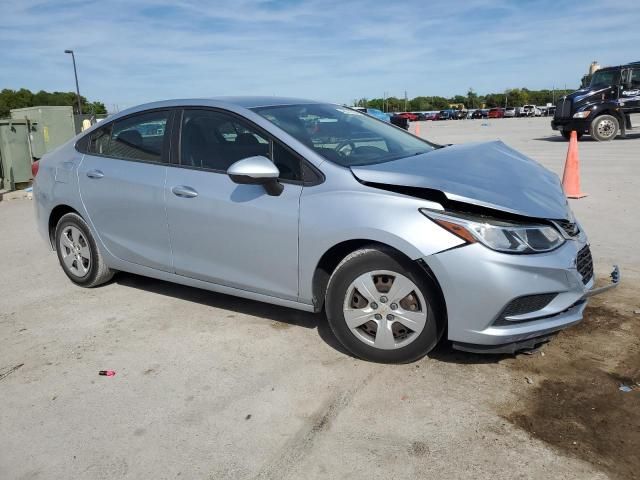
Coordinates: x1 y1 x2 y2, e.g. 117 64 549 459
113 96 324 118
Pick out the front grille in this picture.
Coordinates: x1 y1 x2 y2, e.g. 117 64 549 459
555 220 580 237
576 245 593 284
554 97 572 119
494 293 557 325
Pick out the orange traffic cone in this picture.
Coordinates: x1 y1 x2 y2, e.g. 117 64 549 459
561 131 587 199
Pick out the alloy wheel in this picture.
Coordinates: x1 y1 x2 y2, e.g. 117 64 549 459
58 225 91 278
342 270 427 350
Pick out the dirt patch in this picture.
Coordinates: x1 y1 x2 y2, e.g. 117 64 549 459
503 286 640 480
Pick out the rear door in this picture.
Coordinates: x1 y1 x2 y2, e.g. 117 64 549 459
78 109 173 271
164 108 303 300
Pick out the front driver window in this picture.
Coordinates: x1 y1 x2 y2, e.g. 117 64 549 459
630 69 640 89
180 109 301 181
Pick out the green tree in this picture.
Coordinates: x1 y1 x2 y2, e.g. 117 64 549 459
0 88 107 118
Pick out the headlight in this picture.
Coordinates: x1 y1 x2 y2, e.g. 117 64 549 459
421 209 565 254
573 111 591 119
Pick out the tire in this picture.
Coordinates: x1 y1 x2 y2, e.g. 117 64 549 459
54 212 114 287
561 131 583 141
589 114 619 142
325 246 444 363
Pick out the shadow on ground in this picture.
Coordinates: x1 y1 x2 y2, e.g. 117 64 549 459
534 132 640 142
115 272 353 357
114 272 528 365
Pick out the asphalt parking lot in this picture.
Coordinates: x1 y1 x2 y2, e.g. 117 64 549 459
1 117 638 480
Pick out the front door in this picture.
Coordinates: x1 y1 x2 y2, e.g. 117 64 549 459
165 108 303 300
78 109 173 271
621 67 640 128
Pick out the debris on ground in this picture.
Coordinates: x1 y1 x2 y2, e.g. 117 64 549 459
618 384 639 393
98 370 116 377
525 376 534 384
0 363 24 381
245 414 252 420
0 363 24 380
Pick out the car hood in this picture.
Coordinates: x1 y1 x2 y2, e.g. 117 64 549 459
350 140 570 220
566 85 611 103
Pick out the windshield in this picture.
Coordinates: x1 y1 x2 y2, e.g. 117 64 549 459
590 69 620 87
252 103 435 167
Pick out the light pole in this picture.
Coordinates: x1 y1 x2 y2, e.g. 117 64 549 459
64 50 82 115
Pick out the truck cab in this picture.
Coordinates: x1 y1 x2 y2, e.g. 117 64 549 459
551 61 640 141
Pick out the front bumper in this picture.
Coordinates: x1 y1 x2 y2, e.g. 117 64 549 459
424 238 620 352
551 118 591 133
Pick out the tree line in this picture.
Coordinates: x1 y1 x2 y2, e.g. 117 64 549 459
0 88 107 118
355 87 576 112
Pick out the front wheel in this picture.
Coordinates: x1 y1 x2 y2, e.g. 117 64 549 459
325 247 443 363
590 114 619 142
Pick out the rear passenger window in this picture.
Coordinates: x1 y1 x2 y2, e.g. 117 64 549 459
180 109 301 181
106 111 169 162
88 124 112 155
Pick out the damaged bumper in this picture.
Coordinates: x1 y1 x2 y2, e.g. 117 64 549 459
423 239 620 354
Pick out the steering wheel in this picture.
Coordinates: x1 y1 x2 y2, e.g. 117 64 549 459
336 140 356 157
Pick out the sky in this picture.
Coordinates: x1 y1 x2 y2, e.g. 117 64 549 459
1 0 640 111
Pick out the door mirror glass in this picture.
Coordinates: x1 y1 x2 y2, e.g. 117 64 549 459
227 156 283 195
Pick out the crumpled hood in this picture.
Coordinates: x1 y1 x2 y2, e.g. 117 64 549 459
351 140 570 220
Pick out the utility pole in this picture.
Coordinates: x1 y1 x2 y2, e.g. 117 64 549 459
404 90 408 112
64 50 82 115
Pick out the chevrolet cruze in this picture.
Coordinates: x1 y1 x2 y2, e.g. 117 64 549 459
33 97 619 363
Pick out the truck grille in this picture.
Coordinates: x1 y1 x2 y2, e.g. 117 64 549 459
554 98 572 119
576 245 593 284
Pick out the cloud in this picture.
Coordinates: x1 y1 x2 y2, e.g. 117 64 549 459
1 0 639 110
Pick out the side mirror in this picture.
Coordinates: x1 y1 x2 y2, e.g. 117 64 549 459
227 156 283 196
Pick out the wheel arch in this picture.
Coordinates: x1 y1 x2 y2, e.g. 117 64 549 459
590 103 626 130
311 240 448 326
48 204 82 249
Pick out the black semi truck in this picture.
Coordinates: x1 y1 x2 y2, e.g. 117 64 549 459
551 61 640 141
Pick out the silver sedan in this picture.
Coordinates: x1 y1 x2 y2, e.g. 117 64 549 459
32 97 619 362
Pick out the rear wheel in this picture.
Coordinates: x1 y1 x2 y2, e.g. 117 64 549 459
55 213 114 287
561 131 583 141
325 247 443 363
590 114 619 142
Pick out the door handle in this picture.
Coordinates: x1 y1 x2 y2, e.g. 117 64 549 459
172 185 198 198
86 169 104 179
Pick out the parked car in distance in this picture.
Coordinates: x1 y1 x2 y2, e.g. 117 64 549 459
466 109 476 119
389 114 409 130
471 109 487 119
32 97 619 363
453 110 467 120
522 105 541 117
504 107 516 118
411 112 428 121
397 112 418 122
488 107 505 119
424 111 439 121
352 107 390 122
438 110 453 120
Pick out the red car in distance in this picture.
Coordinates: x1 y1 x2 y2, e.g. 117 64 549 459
488 108 505 119
396 112 418 122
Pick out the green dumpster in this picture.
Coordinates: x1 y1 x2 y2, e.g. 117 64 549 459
0 119 37 191
10 106 76 157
